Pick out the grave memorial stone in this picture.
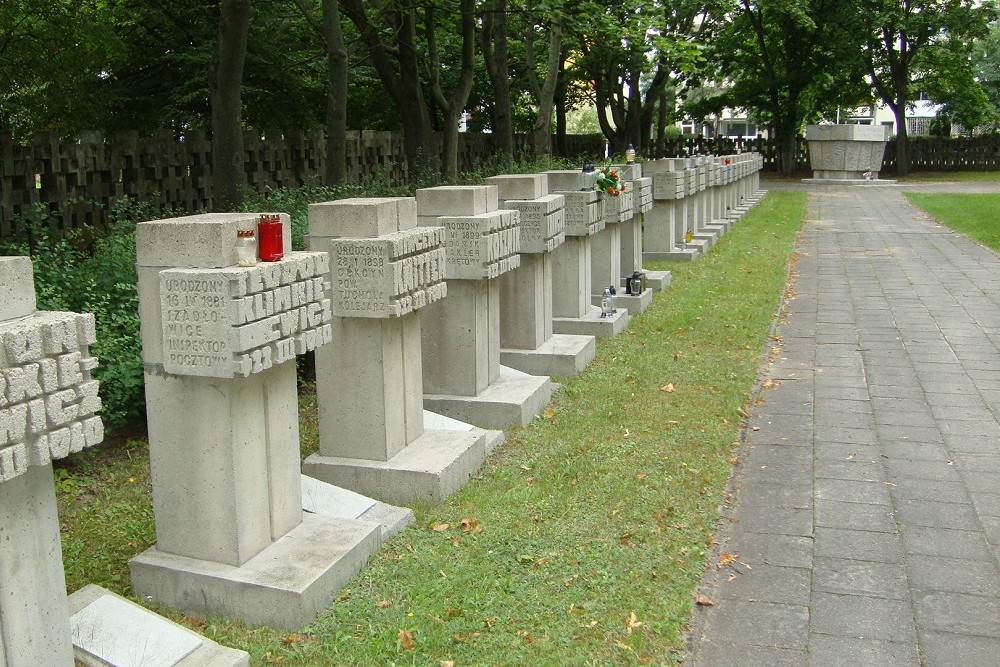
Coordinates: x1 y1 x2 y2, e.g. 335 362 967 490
546 169 627 338
607 164 659 314
0 257 248 666
485 173 611 375
415 185 558 423
130 212 382 631
304 198 489 501
803 124 893 183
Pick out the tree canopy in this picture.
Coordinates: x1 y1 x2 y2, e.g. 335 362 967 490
1 0 997 184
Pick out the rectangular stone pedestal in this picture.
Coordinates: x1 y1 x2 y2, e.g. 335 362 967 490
129 514 381 631
303 429 486 505
602 288 653 315
643 270 672 291
423 367 553 429
553 305 631 338
500 333 596 378
69 585 249 667
643 247 701 262
424 410 506 455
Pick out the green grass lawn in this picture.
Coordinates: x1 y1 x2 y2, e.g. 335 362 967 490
905 192 1000 251
56 191 807 666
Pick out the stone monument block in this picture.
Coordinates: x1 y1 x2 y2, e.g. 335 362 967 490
503 195 566 253
603 191 634 224
420 211 521 280
132 212 381 630
653 171 685 200
559 190 604 236
414 185 498 217
805 124 890 180
308 197 418 237
306 197 488 502
544 169 591 192
325 230 448 318
0 257 103 666
485 173 547 200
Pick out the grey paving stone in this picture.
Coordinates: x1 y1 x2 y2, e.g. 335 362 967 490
814 458 882 482
875 424 946 446
879 440 950 462
696 600 809 649
692 640 807 667
738 505 814 537
981 517 1000 546
813 426 877 445
807 634 920 667
873 410 938 428
901 525 996 561
741 463 813 485
812 557 910 600
814 442 880 462
887 478 970 504
905 555 1000 596
913 591 1000 638
726 531 814 569
894 499 982 531
743 443 814 467
883 458 962 482
953 455 1000 472
715 563 812 605
919 631 1000 667
815 499 897 534
960 471 1000 493
814 479 891 505
970 492 1000 517
809 593 917 643
738 482 813 509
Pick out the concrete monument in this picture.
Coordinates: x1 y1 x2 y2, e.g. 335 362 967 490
805 124 892 182
304 198 489 502
130 212 381 630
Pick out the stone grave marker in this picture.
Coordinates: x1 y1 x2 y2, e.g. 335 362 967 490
304 198 489 502
0 256 248 666
415 185 557 425
130 212 381 631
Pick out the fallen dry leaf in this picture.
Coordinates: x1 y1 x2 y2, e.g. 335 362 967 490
432 523 449 532
377 599 390 608
718 553 739 567
695 593 714 606
762 379 779 389
660 383 675 393
542 407 556 420
281 634 303 646
440 661 455 667
397 629 416 651
626 611 644 634
460 518 482 534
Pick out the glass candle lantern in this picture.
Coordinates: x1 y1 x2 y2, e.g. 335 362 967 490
582 163 597 191
625 145 636 164
629 272 643 296
236 229 257 267
257 214 284 262
600 286 615 318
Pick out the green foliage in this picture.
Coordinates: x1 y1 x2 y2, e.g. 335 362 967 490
906 192 1000 248
0 197 167 430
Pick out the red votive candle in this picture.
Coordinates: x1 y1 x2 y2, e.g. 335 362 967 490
257 214 283 261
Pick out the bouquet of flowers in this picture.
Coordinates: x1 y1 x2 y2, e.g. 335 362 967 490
594 166 627 197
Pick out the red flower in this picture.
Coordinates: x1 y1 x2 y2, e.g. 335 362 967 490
607 187 615 195
610 170 618 178
621 183 627 191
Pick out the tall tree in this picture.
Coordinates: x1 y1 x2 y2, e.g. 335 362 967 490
858 0 996 174
481 0 514 159
210 0 252 209
341 0 435 177
425 0 477 180
523 1 564 156
711 0 866 175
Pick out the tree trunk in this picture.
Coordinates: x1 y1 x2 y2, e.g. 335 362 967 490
654 88 668 158
322 0 348 185
426 0 475 181
481 0 513 160
525 21 562 156
892 102 908 176
210 0 251 210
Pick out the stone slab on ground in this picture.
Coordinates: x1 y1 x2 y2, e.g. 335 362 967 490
303 428 486 505
68 585 248 667
601 287 653 316
499 332 596 379
643 249 700 262
129 514 381 631
642 269 672 291
300 475 413 539
423 410 505 455
552 304 631 338
423 366 553 429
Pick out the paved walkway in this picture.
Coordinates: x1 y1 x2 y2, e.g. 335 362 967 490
688 184 1000 666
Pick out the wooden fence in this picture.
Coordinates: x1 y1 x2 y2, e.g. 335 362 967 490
2 130 999 241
